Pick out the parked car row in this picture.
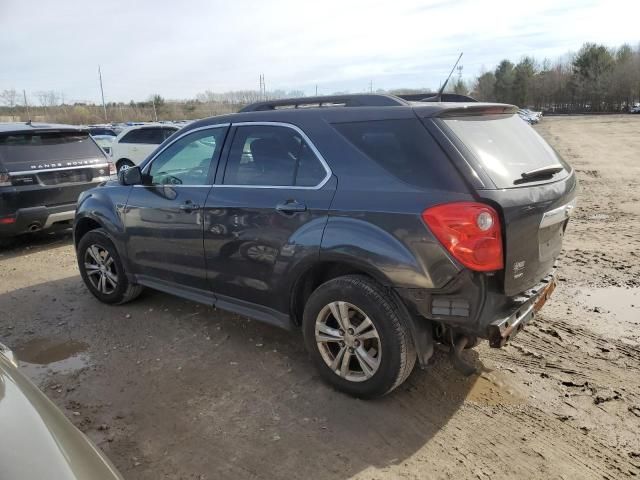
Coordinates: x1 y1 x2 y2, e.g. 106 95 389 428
518 108 542 124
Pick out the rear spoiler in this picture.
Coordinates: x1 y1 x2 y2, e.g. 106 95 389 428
435 104 518 117
396 93 478 103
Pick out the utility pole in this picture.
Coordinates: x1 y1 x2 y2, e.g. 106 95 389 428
369 80 373 93
98 65 108 122
23 89 31 123
315 85 318 96
259 74 265 101
152 97 158 122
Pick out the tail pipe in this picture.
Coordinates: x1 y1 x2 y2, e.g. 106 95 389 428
450 335 477 376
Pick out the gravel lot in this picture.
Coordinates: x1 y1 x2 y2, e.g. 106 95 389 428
1 115 639 479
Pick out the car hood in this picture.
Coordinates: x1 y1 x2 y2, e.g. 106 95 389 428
0 352 123 480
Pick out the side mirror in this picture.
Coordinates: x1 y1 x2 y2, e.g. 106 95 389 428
118 166 143 185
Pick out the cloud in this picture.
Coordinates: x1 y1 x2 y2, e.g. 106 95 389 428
0 0 638 102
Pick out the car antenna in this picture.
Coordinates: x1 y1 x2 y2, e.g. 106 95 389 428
435 52 463 102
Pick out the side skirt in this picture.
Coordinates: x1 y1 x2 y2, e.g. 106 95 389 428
134 275 293 331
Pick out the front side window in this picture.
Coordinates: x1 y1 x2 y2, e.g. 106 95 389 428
223 125 326 187
148 128 224 185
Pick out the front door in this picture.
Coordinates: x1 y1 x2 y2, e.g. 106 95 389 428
124 126 228 292
204 123 335 316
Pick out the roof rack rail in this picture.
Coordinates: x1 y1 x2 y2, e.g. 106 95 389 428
396 93 478 103
239 94 409 112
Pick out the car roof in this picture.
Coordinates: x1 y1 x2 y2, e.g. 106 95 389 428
0 122 88 134
182 100 517 132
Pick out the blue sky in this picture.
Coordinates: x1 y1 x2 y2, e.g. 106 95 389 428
1 0 638 103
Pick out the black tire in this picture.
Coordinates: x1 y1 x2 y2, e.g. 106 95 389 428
77 228 143 305
302 275 416 398
116 159 134 173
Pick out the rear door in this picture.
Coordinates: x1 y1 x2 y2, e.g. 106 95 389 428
203 122 335 317
435 113 577 295
124 125 228 292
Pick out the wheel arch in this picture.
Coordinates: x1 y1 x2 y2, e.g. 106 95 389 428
289 258 392 327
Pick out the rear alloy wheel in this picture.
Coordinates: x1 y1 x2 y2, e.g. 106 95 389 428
303 275 416 398
315 301 382 382
77 228 143 304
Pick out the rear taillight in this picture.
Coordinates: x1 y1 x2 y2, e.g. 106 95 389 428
0 216 16 225
108 162 117 176
422 202 503 271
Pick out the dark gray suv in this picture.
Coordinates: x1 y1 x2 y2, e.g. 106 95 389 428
73 94 577 398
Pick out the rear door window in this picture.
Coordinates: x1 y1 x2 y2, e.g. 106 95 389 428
332 118 467 191
223 125 327 187
441 114 569 188
0 131 104 165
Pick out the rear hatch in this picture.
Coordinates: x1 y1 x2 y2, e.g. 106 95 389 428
433 109 577 296
0 129 111 207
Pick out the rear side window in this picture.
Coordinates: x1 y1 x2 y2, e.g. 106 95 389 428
332 118 467 191
0 131 104 164
441 114 569 188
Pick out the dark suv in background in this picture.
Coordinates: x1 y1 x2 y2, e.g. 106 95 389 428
73 94 577 398
0 123 114 241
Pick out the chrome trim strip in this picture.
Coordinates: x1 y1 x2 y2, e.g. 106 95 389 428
539 198 576 228
138 121 333 191
43 210 75 228
9 163 110 176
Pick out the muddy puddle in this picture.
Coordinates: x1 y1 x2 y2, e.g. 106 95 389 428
571 286 640 340
576 287 640 323
13 337 90 383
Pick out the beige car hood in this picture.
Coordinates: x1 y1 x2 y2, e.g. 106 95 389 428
0 353 123 480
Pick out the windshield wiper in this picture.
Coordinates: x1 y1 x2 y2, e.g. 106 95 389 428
516 164 564 184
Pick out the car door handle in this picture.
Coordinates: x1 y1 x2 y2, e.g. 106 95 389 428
179 201 200 212
276 200 307 214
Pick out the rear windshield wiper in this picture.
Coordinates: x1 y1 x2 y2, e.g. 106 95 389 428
516 164 564 184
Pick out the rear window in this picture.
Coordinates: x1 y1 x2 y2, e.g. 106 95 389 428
0 131 104 164
441 114 569 188
332 118 467 191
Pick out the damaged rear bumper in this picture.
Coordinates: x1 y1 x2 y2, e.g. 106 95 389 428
487 273 556 347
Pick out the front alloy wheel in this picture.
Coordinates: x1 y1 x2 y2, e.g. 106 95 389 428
84 244 119 294
77 228 143 305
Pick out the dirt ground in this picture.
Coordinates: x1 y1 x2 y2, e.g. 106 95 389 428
1 115 639 480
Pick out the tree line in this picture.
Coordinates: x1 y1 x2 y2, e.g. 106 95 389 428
468 42 640 112
2 41 639 124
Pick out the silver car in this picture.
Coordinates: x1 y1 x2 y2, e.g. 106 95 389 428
0 342 123 480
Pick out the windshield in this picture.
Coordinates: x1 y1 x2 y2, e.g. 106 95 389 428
442 114 569 188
